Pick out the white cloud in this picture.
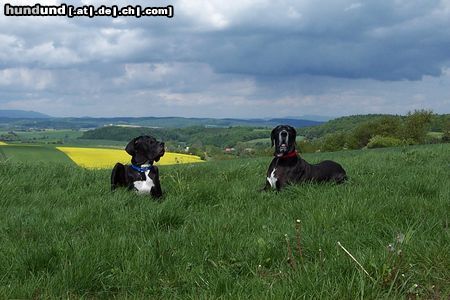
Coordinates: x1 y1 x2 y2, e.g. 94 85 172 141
177 0 269 30
0 68 53 90
345 3 362 11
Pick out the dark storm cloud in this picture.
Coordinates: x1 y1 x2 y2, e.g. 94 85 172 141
176 0 450 81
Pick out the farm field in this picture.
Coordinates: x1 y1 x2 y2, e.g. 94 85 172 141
0 129 128 148
0 129 83 143
0 144 74 164
0 144 449 298
0 144 203 168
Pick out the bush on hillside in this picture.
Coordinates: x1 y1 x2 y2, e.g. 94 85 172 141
424 134 443 145
442 118 450 142
347 116 402 149
347 122 373 149
443 132 450 143
399 110 433 144
367 135 404 149
321 132 348 152
297 140 320 153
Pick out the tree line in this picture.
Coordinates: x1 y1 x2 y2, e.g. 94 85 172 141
298 110 449 153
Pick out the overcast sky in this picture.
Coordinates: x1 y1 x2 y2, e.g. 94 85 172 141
1 0 449 118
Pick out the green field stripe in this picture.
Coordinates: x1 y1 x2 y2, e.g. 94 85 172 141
0 147 6 161
0 145 76 164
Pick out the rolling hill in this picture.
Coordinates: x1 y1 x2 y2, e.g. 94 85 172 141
0 114 323 130
0 110 51 118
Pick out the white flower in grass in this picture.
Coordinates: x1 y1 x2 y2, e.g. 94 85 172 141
387 243 395 252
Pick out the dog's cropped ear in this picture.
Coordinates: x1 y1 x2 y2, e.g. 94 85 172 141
125 137 140 156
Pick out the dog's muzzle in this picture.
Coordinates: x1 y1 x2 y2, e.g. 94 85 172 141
276 142 289 157
278 131 289 152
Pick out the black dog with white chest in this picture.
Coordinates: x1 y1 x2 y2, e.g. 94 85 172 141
111 135 165 198
263 125 347 191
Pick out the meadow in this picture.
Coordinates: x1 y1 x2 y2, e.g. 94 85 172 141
0 129 83 144
0 144 449 298
0 144 74 164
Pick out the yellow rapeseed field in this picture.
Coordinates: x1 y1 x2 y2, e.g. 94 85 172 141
0 141 7 145
56 147 203 169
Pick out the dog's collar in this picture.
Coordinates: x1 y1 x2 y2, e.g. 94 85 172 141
131 164 153 172
277 150 298 159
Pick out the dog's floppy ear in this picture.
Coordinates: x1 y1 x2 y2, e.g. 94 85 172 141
125 136 140 156
270 126 278 147
289 126 297 138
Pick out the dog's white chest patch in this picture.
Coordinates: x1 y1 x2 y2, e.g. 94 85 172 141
133 171 155 194
267 168 277 189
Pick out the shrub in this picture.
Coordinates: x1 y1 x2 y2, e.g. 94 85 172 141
347 116 402 149
443 132 450 143
347 122 373 149
399 110 433 144
321 132 348 152
297 140 320 153
442 118 450 143
424 134 442 145
367 135 403 149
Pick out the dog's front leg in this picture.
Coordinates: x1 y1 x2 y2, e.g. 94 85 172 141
111 163 126 191
151 166 163 199
260 180 271 192
275 179 282 192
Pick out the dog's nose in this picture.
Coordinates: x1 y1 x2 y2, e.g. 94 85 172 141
160 142 165 147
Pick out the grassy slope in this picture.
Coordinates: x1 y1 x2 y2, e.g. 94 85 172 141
0 129 83 142
0 144 449 298
0 145 74 164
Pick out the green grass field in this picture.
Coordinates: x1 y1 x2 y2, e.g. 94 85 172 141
0 144 449 298
1 129 127 148
0 145 74 164
0 129 83 143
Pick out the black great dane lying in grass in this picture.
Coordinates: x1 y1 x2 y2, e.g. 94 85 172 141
111 135 165 198
263 125 347 191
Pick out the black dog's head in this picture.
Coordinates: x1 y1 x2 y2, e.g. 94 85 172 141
271 125 297 157
125 135 165 165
